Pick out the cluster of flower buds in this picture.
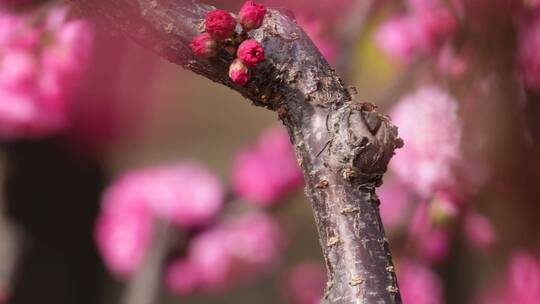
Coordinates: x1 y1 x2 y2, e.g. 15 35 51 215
190 1 266 86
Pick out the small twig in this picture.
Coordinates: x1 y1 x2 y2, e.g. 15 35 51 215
122 220 173 304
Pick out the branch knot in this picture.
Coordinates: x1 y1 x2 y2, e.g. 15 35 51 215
327 102 402 186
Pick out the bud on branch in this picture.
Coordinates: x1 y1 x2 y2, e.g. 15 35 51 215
71 0 403 302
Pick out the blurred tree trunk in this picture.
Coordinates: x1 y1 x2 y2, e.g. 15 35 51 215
2 139 105 304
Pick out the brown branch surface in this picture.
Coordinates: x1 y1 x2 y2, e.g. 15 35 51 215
71 0 403 302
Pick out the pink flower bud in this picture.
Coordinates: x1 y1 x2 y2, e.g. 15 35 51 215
190 33 218 58
237 39 264 67
229 58 249 86
238 1 266 31
205 10 236 41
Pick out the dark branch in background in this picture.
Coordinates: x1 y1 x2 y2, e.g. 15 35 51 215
3 139 105 304
71 0 403 302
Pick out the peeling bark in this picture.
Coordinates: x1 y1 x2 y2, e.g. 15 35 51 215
71 0 403 302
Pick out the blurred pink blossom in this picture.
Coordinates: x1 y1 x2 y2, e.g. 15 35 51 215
232 126 303 206
188 228 234 291
406 0 444 11
409 202 450 263
375 17 417 63
506 252 540 304
375 3 456 63
0 0 33 8
0 7 93 140
66 29 157 150
463 211 496 252
398 260 444 304
437 45 467 78
102 162 224 229
296 15 336 63
481 252 540 304
165 213 284 295
165 259 201 296
519 18 540 90
141 163 225 228
95 162 225 278
268 0 353 22
95 200 153 279
453 0 521 21
428 191 460 225
529 0 540 11
284 262 326 304
378 178 415 231
390 86 462 197
413 9 456 54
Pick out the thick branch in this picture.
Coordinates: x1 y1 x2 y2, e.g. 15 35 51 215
72 0 403 302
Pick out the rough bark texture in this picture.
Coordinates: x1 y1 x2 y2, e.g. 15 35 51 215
71 0 403 302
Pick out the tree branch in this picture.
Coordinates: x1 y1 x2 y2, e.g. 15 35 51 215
71 0 403 302
122 221 173 304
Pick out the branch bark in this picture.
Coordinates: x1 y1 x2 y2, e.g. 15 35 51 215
71 0 403 302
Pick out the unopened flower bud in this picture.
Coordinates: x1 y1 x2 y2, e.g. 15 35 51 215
238 1 266 31
237 39 264 67
205 10 236 41
190 33 218 58
229 58 249 86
